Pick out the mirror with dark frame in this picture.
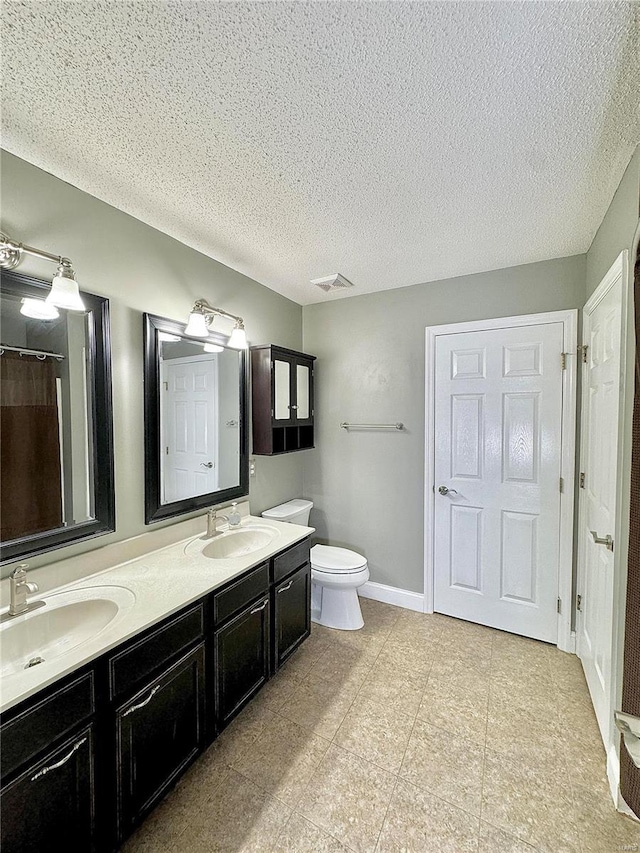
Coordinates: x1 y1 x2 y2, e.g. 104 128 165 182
0 271 115 565
143 313 249 524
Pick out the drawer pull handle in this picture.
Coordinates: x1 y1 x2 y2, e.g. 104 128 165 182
277 580 293 594
31 737 87 781
250 600 268 614
123 684 161 717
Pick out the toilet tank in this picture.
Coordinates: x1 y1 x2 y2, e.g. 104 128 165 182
261 499 313 526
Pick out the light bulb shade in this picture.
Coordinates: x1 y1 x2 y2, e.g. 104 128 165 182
204 342 224 353
158 332 181 342
20 298 60 320
185 311 209 337
227 324 248 349
46 268 85 311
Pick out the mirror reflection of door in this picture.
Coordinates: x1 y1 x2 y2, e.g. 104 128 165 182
161 354 219 504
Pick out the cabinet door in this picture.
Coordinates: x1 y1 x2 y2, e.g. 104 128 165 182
116 643 205 838
294 358 314 426
1 726 95 853
215 596 270 729
274 563 311 670
272 354 295 425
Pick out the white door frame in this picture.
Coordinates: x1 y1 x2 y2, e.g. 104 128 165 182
424 309 578 652
577 250 631 801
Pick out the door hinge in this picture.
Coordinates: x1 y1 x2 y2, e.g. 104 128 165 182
580 472 586 489
165 446 169 455
561 352 567 370
576 594 582 612
578 344 588 364
557 597 562 614
559 477 564 493
163 381 168 391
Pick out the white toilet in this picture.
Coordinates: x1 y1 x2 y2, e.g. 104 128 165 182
261 499 369 630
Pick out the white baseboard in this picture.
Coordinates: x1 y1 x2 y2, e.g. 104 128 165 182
607 742 620 806
358 581 425 613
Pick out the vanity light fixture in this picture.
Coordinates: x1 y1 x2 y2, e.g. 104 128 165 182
186 299 248 349
158 332 181 342
203 342 224 353
0 231 85 311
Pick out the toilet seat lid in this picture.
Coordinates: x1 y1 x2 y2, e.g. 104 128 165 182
310 544 367 572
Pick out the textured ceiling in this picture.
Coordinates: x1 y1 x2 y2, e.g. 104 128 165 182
2 2 639 305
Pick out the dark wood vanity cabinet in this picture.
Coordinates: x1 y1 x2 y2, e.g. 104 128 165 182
0 536 311 853
115 644 205 837
214 594 270 727
109 603 206 843
273 562 311 671
2 726 96 853
0 672 97 853
251 345 316 454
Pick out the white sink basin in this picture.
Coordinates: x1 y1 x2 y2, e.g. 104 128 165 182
0 585 136 677
185 524 279 559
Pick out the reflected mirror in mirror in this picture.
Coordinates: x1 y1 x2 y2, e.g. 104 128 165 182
144 314 249 524
0 271 115 564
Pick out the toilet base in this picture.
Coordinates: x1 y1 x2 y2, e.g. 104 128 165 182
311 582 364 631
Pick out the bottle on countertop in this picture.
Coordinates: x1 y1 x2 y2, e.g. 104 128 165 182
228 502 242 527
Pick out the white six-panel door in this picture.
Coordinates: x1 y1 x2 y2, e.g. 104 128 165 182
577 254 626 748
432 320 566 643
161 355 218 503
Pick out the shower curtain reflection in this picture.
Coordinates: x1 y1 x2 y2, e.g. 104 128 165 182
0 351 63 540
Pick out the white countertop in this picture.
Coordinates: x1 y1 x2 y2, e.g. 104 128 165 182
0 515 314 714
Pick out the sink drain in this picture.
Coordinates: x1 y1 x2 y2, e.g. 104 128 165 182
24 656 45 669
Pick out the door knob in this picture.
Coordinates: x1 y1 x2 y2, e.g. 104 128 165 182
200 462 213 469
438 486 458 496
590 531 614 552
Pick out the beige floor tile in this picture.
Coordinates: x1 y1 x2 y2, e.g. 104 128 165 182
359 598 402 629
232 714 330 806
376 633 436 677
120 788 193 852
400 719 485 815
430 655 492 686
574 779 640 852
307 642 380 690
479 821 539 852
418 677 489 745
357 659 429 717
275 813 352 852
489 675 559 717
485 699 566 775
280 632 335 678
482 749 581 852
297 743 396 853
250 668 303 713
182 768 291 852
279 675 359 739
376 778 480 853
391 610 445 644
197 706 280 774
333 695 414 773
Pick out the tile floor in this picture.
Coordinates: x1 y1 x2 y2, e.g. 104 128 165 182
122 599 640 853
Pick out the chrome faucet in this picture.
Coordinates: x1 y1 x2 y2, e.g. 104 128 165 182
8 564 39 617
204 508 228 540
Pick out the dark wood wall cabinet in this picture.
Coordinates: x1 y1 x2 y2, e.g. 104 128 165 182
0 536 311 853
251 345 316 454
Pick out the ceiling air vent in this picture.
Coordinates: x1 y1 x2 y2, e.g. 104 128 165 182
310 273 354 293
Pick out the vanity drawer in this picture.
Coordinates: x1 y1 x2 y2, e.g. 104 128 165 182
109 603 204 701
272 537 310 583
1 671 95 779
213 562 269 626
